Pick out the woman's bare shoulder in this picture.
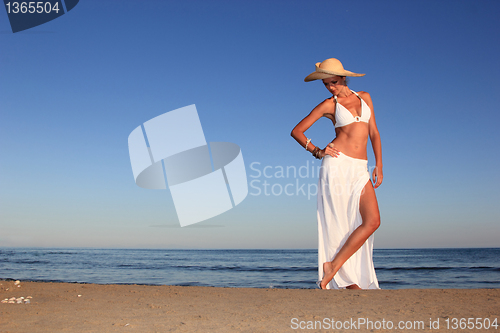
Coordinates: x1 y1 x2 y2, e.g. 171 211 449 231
313 97 335 115
358 91 374 106
357 91 372 100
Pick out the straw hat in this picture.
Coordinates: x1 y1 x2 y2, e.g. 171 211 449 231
304 58 365 82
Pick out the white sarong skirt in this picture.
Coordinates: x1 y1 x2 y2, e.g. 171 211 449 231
317 152 379 289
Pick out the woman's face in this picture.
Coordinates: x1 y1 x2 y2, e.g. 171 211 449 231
322 76 345 95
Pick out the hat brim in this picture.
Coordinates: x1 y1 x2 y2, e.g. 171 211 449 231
304 70 365 82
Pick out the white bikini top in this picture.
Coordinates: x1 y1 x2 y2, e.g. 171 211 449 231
334 90 371 128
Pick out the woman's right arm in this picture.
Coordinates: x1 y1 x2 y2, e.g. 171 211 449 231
291 100 338 158
291 102 326 153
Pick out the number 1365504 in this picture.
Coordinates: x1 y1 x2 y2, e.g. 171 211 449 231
5 2 61 14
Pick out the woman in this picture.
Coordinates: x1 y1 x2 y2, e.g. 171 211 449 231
291 58 383 290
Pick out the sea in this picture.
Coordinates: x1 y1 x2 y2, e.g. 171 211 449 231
1 248 499 289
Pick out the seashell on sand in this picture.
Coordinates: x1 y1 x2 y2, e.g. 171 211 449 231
2 296 32 304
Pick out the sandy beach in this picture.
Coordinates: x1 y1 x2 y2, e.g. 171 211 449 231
0 280 498 332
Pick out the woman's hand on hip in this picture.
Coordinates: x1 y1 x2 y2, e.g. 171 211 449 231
323 143 340 158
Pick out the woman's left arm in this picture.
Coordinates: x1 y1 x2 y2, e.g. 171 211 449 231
360 92 383 188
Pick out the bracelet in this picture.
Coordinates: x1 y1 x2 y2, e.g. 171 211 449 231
312 147 319 159
305 138 311 151
312 147 322 159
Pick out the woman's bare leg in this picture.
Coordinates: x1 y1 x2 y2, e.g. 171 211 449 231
320 181 380 289
346 284 362 289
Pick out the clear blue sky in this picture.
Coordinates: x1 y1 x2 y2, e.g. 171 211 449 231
1 0 499 249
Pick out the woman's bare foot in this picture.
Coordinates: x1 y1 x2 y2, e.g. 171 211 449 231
320 262 335 289
346 284 361 289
